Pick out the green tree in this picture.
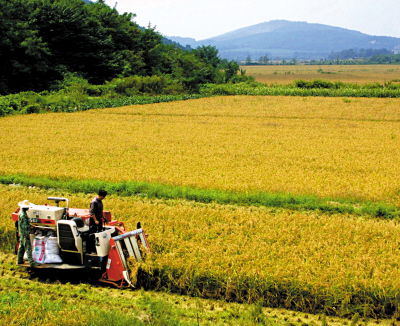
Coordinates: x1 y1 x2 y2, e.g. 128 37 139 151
137 24 168 76
0 0 239 94
171 51 216 92
192 45 220 69
245 55 252 64
191 45 221 84
221 60 240 82
0 0 170 93
0 0 50 94
32 0 143 84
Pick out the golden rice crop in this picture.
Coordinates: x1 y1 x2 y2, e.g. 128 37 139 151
0 96 399 205
243 64 400 84
2 186 400 315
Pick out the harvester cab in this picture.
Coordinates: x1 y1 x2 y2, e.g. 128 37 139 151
13 197 150 288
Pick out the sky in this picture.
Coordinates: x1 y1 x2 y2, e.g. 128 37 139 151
104 0 400 41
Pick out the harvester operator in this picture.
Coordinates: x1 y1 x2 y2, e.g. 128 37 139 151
89 190 108 233
17 200 39 267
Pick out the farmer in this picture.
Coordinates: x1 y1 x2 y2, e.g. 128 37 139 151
17 200 39 267
89 189 108 233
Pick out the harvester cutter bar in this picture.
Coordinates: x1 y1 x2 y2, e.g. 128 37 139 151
100 228 150 288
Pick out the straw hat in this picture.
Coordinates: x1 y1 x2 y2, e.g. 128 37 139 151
18 199 33 208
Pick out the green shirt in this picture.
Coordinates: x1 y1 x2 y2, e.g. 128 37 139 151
18 209 31 237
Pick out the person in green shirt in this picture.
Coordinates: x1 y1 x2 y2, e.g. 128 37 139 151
17 200 39 267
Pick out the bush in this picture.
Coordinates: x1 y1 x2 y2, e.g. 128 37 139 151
295 79 334 89
230 75 256 84
0 98 14 117
110 75 181 95
25 105 40 114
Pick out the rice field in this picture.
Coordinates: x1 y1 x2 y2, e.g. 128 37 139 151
2 186 400 317
243 65 400 84
0 96 399 205
2 93 400 318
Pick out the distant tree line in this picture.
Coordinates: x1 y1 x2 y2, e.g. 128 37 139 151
0 0 247 95
367 53 400 64
243 54 299 65
309 52 400 65
328 48 393 60
238 48 400 65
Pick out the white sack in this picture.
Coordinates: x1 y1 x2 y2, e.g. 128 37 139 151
32 237 45 264
43 253 62 264
43 236 62 264
45 237 60 254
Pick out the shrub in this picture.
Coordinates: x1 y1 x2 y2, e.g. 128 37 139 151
294 79 334 89
110 75 178 95
25 105 40 114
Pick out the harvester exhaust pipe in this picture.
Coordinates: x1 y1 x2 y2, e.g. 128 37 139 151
47 197 70 219
47 197 69 208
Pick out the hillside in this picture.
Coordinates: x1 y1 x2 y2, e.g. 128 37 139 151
168 20 400 60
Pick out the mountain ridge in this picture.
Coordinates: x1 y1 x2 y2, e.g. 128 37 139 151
167 20 400 60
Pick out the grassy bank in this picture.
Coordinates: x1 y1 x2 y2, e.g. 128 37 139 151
1 174 399 219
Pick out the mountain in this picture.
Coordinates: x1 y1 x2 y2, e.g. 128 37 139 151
166 36 198 48
168 20 400 60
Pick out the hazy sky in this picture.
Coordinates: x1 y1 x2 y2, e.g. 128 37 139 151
104 0 400 40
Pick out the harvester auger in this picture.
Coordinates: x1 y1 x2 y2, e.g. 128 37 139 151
12 197 150 288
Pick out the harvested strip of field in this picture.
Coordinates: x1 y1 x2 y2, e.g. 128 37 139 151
2 187 400 317
2 250 371 326
0 96 399 206
1 252 291 326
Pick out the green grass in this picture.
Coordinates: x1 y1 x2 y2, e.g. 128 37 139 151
1 173 399 220
0 251 326 326
0 92 208 117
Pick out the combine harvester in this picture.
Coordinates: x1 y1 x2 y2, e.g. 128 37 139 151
12 197 150 288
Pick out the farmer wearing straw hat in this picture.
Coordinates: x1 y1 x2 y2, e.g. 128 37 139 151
17 200 39 267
